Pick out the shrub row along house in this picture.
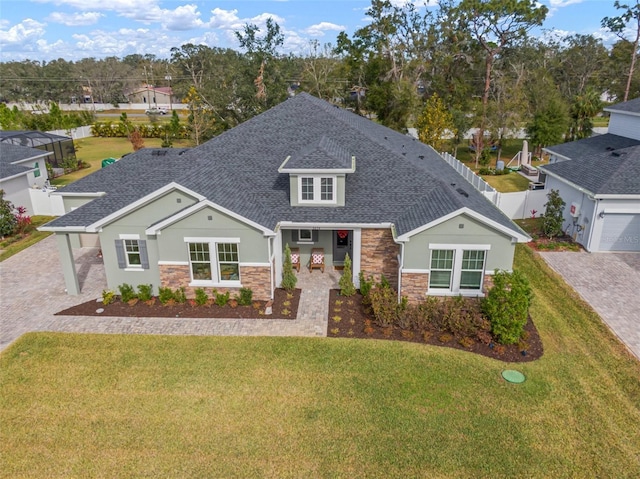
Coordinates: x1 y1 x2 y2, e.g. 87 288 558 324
41 93 529 302
541 97 640 252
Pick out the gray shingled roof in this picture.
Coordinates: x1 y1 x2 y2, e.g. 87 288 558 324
604 97 640 114
544 133 640 160
0 143 49 180
283 136 352 170
540 145 640 195
46 93 525 238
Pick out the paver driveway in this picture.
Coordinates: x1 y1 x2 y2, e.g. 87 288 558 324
0 236 332 352
539 250 640 360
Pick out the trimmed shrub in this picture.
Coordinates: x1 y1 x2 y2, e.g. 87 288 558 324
358 271 374 300
339 253 356 296
281 243 297 292
482 269 533 345
174 287 187 304
215 291 230 307
158 287 174 305
238 287 253 306
369 284 407 328
102 289 115 305
195 288 209 306
137 284 153 302
117 283 137 303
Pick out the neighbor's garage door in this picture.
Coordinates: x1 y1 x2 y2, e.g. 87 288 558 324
600 214 640 251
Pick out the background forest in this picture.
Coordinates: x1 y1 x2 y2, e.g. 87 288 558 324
0 0 638 153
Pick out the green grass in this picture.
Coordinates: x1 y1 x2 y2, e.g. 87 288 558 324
51 137 195 187
1 245 639 478
482 172 531 192
0 216 55 262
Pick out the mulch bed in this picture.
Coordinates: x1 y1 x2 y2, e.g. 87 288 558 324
326 290 543 363
56 288 301 320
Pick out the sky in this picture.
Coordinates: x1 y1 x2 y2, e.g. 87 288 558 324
0 0 629 63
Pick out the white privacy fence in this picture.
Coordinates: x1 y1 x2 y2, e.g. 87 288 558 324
441 152 549 220
47 125 93 140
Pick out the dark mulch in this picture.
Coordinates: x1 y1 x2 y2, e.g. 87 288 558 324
327 290 543 363
56 288 301 320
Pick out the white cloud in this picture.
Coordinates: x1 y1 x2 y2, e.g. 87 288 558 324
305 22 346 37
47 12 104 26
0 18 47 46
163 4 203 31
549 0 585 7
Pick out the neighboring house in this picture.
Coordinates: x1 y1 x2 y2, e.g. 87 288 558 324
41 93 529 301
0 130 76 169
125 85 173 106
0 143 52 214
541 97 640 252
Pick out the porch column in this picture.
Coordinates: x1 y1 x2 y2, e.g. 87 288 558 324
56 233 80 295
352 228 361 288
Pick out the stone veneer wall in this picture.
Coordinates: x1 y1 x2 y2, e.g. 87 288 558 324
360 228 399 289
482 274 494 294
400 272 429 304
159 264 272 300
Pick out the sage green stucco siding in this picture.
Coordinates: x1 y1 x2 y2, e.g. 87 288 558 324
157 206 269 264
98 190 199 292
403 214 515 272
288 175 346 207
281 229 333 267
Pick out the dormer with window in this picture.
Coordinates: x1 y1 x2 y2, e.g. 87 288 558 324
278 136 355 206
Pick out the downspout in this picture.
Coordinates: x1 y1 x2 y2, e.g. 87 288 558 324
268 236 274 300
397 241 405 304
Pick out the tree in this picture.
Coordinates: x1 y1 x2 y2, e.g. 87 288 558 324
183 86 217 145
0 190 17 238
129 129 145 151
415 93 456 152
542 189 566 240
281 243 297 292
526 96 569 157
602 0 640 102
446 0 548 166
566 89 603 141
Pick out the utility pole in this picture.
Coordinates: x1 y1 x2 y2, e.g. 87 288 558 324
143 66 150 108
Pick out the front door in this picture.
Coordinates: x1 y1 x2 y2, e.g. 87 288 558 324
333 230 353 264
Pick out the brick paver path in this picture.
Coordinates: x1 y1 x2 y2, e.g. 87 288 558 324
539 250 640 360
1 236 336 352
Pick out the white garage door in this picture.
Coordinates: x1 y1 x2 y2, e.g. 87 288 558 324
600 214 640 251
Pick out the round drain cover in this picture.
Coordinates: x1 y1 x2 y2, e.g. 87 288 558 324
502 370 525 383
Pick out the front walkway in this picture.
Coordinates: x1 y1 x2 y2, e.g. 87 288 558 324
0 236 339 352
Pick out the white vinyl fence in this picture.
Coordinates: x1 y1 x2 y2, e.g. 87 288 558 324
442 152 549 220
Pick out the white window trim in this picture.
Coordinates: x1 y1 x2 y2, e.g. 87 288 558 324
297 228 314 244
427 244 490 296
184 237 241 287
298 175 337 204
120 235 143 270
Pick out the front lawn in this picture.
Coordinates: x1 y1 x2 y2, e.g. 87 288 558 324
1 246 639 477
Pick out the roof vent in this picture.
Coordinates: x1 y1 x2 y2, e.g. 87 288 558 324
419 155 424 159
606 146 615 151
612 151 626 157
456 187 469 198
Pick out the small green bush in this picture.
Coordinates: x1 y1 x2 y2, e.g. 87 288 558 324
118 283 137 303
215 291 230 307
339 253 356 296
158 287 174 305
102 289 115 305
195 288 209 306
358 272 374 299
137 284 153 302
482 270 533 345
369 285 406 328
238 287 253 306
174 287 187 304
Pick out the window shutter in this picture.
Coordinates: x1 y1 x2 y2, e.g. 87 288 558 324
291 230 299 242
139 240 149 269
115 240 126 269
312 230 319 242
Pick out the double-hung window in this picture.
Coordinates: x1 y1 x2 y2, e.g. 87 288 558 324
428 245 488 294
115 235 149 271
186 238 241 285
299 176 336 204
